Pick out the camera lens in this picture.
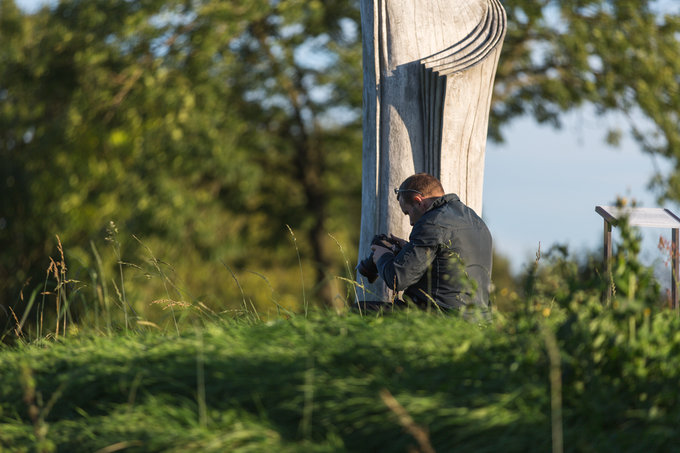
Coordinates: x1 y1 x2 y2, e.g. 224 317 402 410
356 253 379 283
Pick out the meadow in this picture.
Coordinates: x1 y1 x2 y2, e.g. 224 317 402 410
3 300 680 452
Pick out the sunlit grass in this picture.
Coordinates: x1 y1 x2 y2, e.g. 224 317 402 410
3 302 680 452
2 220 679 451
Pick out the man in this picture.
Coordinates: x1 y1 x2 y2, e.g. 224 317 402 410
371 173 493 314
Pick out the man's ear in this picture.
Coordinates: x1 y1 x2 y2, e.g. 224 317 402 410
413 195 423 204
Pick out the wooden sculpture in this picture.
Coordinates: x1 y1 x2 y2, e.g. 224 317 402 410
357 0 506 300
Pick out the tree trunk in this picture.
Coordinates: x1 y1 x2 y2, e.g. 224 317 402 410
302 171 337 308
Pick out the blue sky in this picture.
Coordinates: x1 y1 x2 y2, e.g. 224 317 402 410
15 0 680 277
15 0 46 13
484 109 677 275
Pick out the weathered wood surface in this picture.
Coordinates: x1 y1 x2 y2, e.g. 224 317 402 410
357 0 506 300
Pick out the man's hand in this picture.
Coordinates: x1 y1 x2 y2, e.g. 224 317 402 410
389 234 408 248
371 244 392 264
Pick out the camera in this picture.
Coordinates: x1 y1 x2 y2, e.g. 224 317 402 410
356 234 402 283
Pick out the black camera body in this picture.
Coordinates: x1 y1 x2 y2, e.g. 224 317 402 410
356 234 402 283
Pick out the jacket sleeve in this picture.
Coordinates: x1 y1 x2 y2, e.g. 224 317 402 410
376 220 440 291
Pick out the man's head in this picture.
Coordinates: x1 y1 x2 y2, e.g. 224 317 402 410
395 173 445 226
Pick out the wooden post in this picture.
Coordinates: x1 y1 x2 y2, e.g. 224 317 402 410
604 219 612 304
673 227 679 309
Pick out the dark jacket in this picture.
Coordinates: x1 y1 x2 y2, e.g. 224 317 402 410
376 194 492 311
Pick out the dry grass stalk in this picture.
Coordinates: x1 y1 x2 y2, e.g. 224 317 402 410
151 299 192 310
379 389 435 453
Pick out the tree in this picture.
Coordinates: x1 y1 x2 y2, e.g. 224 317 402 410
1 0 264 312
0 0 363 326
224 0 364 306
492 0 680 202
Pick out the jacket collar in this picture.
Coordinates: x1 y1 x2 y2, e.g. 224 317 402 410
426 193 459 212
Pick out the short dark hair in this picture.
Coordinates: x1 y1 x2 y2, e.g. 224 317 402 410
399 173 444 203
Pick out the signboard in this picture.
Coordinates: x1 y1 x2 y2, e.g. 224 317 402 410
595 205 680 309
595 206 680 228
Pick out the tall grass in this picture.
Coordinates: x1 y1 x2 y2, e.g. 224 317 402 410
3 304 680 452
286 224 308 317
2 218 679 452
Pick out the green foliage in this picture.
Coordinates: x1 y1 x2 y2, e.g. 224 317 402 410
2 303 680 452
489 250 522 312
0 0 362 323
3 0 680 334
1 1 679 448
491 197 660 325
0 208 677 451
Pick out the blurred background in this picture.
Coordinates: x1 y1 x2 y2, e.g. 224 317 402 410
3 0 680 329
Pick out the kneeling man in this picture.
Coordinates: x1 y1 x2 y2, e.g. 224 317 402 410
372 173 493 314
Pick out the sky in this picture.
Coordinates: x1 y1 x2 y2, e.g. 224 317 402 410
14 0 680 279
483 109 677 276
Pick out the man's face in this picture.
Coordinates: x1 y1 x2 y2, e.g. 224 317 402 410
399 196 424 226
